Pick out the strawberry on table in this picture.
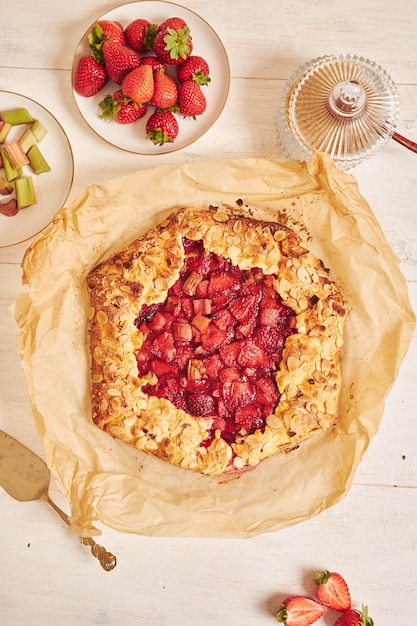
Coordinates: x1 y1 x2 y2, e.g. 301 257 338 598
153 23 193 65
178 80 207 118
313 570 351 611
146 110 179 145
124 18 158 52
102 40 141 85
149 69 179 109
334 605 374 626
121 65 154 104
73 54 108 97
276 595 325 626
177 55 211 85
98 90 147 124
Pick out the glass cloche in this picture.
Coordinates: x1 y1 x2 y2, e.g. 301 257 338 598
278 54 403 169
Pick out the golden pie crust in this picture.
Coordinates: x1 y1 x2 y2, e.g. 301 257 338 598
86 205 346 476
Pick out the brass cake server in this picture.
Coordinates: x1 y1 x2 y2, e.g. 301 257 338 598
0 429 116 571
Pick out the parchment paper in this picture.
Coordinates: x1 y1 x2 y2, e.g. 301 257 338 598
13 153 415 538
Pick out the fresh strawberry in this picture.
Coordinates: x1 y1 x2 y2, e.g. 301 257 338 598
157 17 187 32
178 80 206 118
177 55 210 85
276 596 325 626
149 69 179 109
98 89 147 124
122 65 154 103
140 56 167 73
145 110 178 145
73 54 108 97
222 380 254 411
237 339 269 368
334 606 374 626
102 41 141 85
201 322 229 352
88 21 125 61
150 331 177 362
186 393 215 416
313 570 351 612
234 403 263 429
124 18 158 52
153 24 193 65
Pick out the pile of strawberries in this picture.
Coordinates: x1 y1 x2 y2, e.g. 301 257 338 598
135 237 296 444
73 17 211 145
276 570 374 626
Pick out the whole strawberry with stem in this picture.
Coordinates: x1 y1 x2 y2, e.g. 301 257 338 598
313 570 351 612
73 54 108 97
153 23 193 65
102 40 141 85
146 110 178 145
178 80 206 118
149 69 179 109
121 65 154 104
98 90 147 124
124 18 158 52
334 605 374 626
157 17 187 32
177 55 210 85
276 595 325 626
88 21 125 63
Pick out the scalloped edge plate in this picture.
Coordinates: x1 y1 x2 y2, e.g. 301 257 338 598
71 1 230 154
0 91 74 248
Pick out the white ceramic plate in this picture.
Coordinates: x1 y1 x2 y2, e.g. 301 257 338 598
0 92 74 248
71 1 230 154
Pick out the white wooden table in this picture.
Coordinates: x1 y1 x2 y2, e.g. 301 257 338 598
1 1 416 624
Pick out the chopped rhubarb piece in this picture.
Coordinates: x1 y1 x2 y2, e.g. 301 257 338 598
172 321 193 342
192 298 212 315
187 358 205 380
191 312 211 332
182 271 203 295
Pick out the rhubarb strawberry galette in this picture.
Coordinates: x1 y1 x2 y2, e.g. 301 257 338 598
86 205 346 476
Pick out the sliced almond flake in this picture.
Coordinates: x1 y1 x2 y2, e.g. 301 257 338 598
107 388 122 397
266 414 282 429
154 277 168 291
274 230 286 241
96 310 108 324
212 211 229 222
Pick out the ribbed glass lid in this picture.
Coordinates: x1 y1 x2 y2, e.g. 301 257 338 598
278 54 400 169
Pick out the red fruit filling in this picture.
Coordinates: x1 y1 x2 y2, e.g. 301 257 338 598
135 238 297 445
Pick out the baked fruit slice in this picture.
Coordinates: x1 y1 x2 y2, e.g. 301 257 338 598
86 205 346 475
